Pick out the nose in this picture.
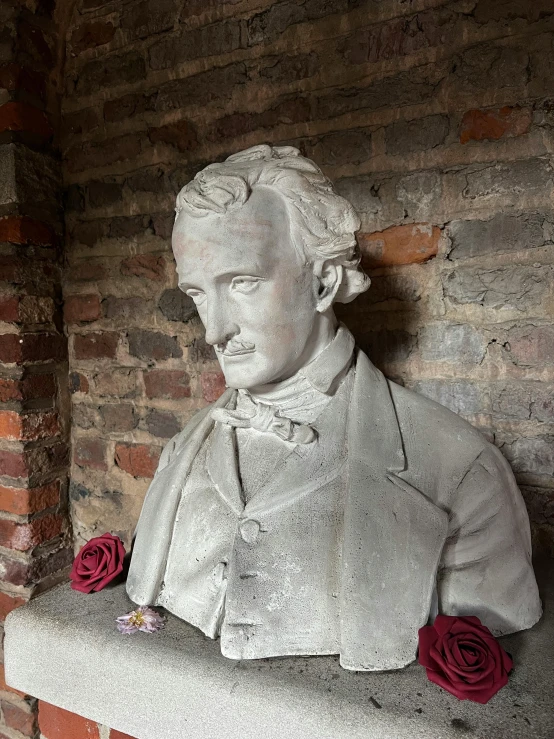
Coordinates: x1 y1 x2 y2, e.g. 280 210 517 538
203 300 238 347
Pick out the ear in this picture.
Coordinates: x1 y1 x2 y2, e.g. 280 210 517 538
313 260 343 313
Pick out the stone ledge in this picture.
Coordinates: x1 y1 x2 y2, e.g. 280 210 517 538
4 560 554 739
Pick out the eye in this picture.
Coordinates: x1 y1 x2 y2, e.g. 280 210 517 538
230 276 262 294
185 289 206 306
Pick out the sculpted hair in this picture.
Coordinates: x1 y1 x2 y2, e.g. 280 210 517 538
174 144 371 303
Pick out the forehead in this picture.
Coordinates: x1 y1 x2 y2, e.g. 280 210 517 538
172 186 297 276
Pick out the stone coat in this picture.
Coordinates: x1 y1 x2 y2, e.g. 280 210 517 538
127 349 542 671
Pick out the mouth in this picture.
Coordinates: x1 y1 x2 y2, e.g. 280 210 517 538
216 339 256 357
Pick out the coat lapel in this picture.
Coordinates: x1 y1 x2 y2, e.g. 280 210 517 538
340 351 448 671
207 417 245 516
126 389 234 606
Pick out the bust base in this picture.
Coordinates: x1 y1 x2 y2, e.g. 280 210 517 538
4 560 553 739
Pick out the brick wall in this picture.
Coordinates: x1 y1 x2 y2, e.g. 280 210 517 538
0 0 75 736
60 0 554 555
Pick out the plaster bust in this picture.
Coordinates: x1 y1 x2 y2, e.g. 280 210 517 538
127 145 541 671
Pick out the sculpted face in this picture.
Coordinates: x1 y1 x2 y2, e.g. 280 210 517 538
173 187 333 390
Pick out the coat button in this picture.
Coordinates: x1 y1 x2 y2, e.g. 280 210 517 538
239 519 261 544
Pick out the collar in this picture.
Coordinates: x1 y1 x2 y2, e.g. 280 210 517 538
299 323 355 394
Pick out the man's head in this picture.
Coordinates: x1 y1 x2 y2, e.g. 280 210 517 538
172 144 370 390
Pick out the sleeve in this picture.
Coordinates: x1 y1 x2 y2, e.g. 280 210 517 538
437 442 542 636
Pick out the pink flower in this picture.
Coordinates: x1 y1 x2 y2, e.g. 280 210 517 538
116 606 165 634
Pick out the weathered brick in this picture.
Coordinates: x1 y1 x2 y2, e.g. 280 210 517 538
258 52 318 83
124 166 169 193
121 0 177 40
385 115 449 156
72 403 100 430
460 106 531 144
68 262 106 282
447 212 553 260
247 0 347 46
104 90 157 124
0 296 19 322
64 294 101 323
0 547 73 588
18 296 55 325
180 0 242 20
120 254 165 281
499 435 554 477
0 450 27 479
109 215 150 240
63 107 99 138
410 379 483 415
0 373 55 402
0 513 64 552
69 372 89 394
0 410 59 441
452 44 529 93
201 371 226 402
151 211 174 240
71 219 109 247
188 336 216 363
148 119 198 152
158 288 196 323
341 7 456 65
366 274 421 306
419 324 486 364
0 333 66 364
208 96 311 141
0 101 52 139
100 404 137 433
305 129 372 166
102 296 146 321
473 0 554 23
145 409 181 438
66 134 142 174
73 437 107 470
396 171 442 221
143 369 191 399
38 702 100 739
506 325 554 367
73 332 118 360
115 442 161 478
358 224 440 268
0 216 54 246
492 384 554 422
1 700 37 736
127 329 182 361
444 266 546 310
93 369 137 398
463 159 554 200
87 180 123 209
148 21 242 70
0 591 26 619
0 480 60 515
70 21 116 55
0 63 45 98
155 63 247 113
74 51 146 97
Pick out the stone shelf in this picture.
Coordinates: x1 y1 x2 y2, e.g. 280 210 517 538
4 560 553 739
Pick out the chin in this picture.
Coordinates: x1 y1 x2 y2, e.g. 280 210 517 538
219 355 283 391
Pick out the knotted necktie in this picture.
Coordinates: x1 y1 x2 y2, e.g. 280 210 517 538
211 401 316 445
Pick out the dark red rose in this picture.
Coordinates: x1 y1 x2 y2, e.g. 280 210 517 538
70 533 125 593
418 615 513 704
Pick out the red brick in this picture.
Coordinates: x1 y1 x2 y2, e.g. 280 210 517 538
0 514 64 552
0 591 27 620
110 731 138 739
120 254 165 281
1 700 37 736
0 481 60 515
143 369 191 399
64 295 101 323
0 101 53 139
0 663 27 698
358 224 440 269
70 21 116 55
0 450 27 479
115 443 160 478
0 547 73 588
460 106 532 144
0 411 59 441
69 372 89 394
0 217 55 247
39 702 100 739
73 438 107 471
201 371 226 402
73 332 118 360
0 63 45 98
0 297 19 322
0 333 66 364
0 374 56 402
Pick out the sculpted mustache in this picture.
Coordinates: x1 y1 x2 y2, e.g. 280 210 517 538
215 338 256 355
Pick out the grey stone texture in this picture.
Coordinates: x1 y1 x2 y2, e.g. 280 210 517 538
5 569 554 739
419 324 486 364
444 266 547 310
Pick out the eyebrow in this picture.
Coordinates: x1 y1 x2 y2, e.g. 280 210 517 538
178 271 268 290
